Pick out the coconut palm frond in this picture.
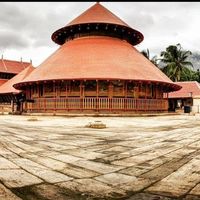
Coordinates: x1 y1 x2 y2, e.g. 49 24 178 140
159 44 193 81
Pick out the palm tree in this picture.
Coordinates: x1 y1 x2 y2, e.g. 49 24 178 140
151 55 159 67
141 49 150 59
180 66 194 81
196 69 200 82
141 49 159 67
159 44 193 82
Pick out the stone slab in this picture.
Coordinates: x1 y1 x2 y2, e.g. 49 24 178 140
61 164 100 178
23 154 67 171
146 158 200 197
11 158 73 183
189 183 200 196
57 178 126 199
119 166 150 177
0 157 19 169
64 149 105 160
95 172 137 186
72 160 124 174
0 169 43 188
48 154 84 164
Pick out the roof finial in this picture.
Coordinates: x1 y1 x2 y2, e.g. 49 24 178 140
1 54 3 60
20 57 22 62
30 59 32 64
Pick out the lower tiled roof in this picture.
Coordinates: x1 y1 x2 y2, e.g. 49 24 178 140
168 81 200 98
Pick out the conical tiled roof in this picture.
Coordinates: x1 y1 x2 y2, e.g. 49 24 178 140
51 2 143 46
14 36 180 91
67 3 129 27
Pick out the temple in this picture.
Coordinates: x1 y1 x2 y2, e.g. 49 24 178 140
13 2 181 113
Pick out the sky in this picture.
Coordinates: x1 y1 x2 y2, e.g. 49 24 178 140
0 2 199 66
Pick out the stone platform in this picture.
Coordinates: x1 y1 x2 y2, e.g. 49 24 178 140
0 114 199 200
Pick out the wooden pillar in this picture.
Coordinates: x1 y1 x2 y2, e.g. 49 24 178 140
124 81 127 111
139 82 142 111
25 86 28 99
54 81 57 98
36 83 39 111
156 84 159 110
80 81 84 111
144 83 146 111
29 85 32 111
124 81 127 98
108 81 113 98
43 83 45 98
29 85 32 99
43 84 46 97
160 85 163 99
66 81 68 97
138 82 142 98
96 80 99 98
108 81 113 111
155 84 157 99
20 96 24 113
53 81 56 111
69 81 71 95
134 83 137 112
11 99 14 113
145 83 147 99
37 83 39 97
96 80 99 111
136 82 141 111
80 81 84 98
24 93 27 112
67 81 70 111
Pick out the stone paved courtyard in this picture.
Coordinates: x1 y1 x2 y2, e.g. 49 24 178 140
0 114 200 200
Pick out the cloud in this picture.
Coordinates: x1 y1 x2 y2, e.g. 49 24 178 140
0 2 200 66
0 30 30 49
0 3 28 29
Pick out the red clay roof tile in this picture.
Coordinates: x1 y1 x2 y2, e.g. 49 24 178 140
0 59 31 74
168 81 200 98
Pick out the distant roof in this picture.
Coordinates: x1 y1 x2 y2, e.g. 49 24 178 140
0 65 34 95
168 81 200 98
0 58 31 74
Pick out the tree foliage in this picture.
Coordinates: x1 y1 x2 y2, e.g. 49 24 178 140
141 44 200 82
141 48 159 67
159 43 193 82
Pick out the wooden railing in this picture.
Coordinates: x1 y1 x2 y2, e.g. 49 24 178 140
0 105 4 113
26 97 168 112
0 104 12 113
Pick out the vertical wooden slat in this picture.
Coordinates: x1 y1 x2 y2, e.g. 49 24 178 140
26 97 168 113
